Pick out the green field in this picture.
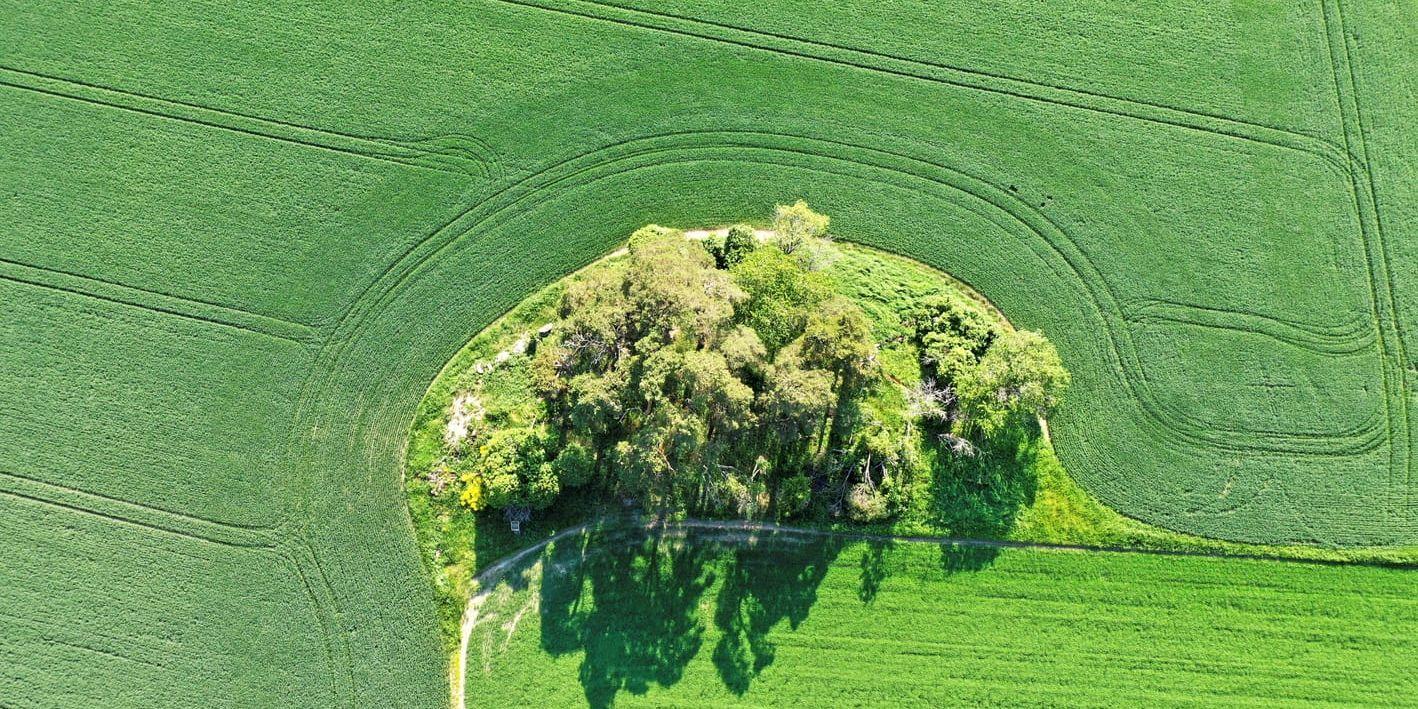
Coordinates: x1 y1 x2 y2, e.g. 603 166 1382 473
467 527 1418 707
1 0 1414 706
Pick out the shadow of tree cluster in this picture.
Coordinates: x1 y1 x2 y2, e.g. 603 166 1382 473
710 533 845 694
531 526 1007 706
539 528 719 707
926 422 1043 538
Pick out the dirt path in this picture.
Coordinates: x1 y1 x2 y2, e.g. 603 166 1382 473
601 226 776 261
450 522 594 709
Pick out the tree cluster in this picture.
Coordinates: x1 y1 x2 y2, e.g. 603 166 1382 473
908 293 1071 439
453 204 1069 524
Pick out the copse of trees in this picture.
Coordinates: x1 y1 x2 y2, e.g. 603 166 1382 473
907 292 1070 439
450 204 1069 524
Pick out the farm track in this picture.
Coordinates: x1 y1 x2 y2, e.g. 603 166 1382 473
0 468 276 548
0 256 316 345
1124 298 1376 355
489 0 1351 175
0 607 180 675
298 130 1385 469
0 65 500 180
1319 0 1412 520
453 516 1418 709
0 468 356 707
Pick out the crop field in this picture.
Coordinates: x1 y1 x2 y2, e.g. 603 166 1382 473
1 0 1414 706
466 527 1418 706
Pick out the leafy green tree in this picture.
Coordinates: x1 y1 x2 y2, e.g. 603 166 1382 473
910 293 999 382
776 473 812 518
681 351 755 437
612 406 707 508
722 224 758 266
731 246 833 355
466 426 554 510
567 369 626 441
956 329 1069 437
701 225 757 269
800 297 879 391
552 441 596 488
770 200 829 254
719 325 767 380
758 361 834 454
624 226 743 346
701 232 727 267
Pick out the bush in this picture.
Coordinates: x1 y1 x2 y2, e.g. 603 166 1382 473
847 482 888 522
777 474 812 519
458 472 486 511
468 426 549 510
552 441 596 488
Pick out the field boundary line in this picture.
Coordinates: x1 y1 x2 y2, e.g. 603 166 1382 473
454 516 1418 708
0 64 497 180
1319 0 1411 519
0 256 316 344
490 0 1348 173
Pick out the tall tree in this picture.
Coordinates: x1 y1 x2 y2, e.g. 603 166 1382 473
730 246 833 355
956 329 1070 437
770 200 830 254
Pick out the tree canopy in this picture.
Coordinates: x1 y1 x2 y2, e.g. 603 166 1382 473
443 204 1069 524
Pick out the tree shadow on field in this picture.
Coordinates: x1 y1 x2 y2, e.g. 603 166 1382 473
938 542 999 574
927 422 1042 538
538 528 720 708
711 532 844 695
858 539 996 604
858 539 894 604
531 529 1000 705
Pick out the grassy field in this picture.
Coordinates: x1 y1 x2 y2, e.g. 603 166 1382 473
467 527 1418 707
1 0 1413 706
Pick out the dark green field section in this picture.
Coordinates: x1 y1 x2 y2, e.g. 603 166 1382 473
468 529 1418 707
0 0 1413 706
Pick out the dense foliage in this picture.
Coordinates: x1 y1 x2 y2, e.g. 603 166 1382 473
444 206 1068 523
